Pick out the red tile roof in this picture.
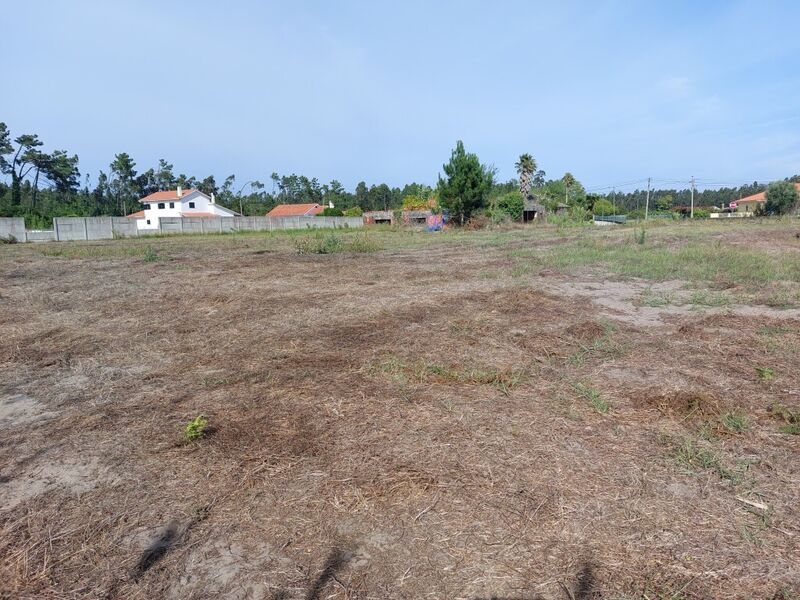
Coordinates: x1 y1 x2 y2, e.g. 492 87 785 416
738 183 800 203
266 203 324 217
141 189 200 202
127 210 145 218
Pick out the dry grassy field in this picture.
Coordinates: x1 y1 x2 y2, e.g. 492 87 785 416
1 220 799 599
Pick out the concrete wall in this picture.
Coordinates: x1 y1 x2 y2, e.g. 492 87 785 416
26 230 59 242
0 217 27 242
0 215 362 244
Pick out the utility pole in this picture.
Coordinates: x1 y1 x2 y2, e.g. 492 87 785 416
644 177 651 221
690 176 695 219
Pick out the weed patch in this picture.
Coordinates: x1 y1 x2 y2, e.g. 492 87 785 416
574 383 611 414
143 247 160 262
295 232 382 254
755 366 775 381
674 439 737 482
720 410 749 432
688 290 732 307
183 414 209 442
769 402 800 434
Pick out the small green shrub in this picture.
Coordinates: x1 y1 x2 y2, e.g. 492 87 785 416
636 228 646 245
143 247 159 262
343 206 363 217
755 366 775 381
294 232 344 254
346 233 382 253
183 414 208 442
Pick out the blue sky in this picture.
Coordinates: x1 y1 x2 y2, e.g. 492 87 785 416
4 0 800 192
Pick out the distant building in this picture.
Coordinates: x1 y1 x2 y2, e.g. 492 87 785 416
128 187 238 229
266 203 325 217
735 183 800 214
523 195 547 222
363 210 394 225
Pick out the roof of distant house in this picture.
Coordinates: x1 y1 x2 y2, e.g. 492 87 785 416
738 182 800 203
141 189 201 202
266 203 324 217
127 210 145 218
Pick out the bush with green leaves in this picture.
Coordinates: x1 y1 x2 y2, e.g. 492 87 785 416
491 191 524 221
693 208 711 218
764 181 799 215
319 207 344 217
592 198 615 216
343 206 363 217
183 415 208 442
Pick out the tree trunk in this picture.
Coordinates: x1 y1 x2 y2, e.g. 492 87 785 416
32 168 40 209
11 173 21 206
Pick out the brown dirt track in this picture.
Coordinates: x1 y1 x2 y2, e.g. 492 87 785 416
1 224 799 599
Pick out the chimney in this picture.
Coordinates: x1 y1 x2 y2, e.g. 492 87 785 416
210 193 216 204
177 185 183 198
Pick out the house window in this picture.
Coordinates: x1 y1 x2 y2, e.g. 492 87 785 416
147 204 152 210
158 203 165 209
188 201 195 209
146 219 151 225
169 202 174 208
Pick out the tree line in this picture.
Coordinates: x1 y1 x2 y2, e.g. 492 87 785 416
1 121 797 227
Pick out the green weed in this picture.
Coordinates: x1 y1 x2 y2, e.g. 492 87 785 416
345 233 383 253
688 290 731 307
183 414 209 442
574 383 610 414
294 232 344 254
674 439 737 481
143 246 160 262
568 322 620 366
720 410 749 432
755 366 775 381
640 287 674 307
769 402 800 434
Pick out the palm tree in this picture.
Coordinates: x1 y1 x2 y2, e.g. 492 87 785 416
515 154 537 198
562 172 576 205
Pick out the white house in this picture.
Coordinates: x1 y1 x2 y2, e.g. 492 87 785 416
128 187 239 230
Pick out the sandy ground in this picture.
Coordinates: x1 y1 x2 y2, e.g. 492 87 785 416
0 224 799 599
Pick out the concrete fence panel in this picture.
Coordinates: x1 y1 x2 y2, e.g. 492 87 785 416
159 217 184 234
180 217 204 233
0 217 27 241
26 230 58 243
111 218 139 238
6 215 362 243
